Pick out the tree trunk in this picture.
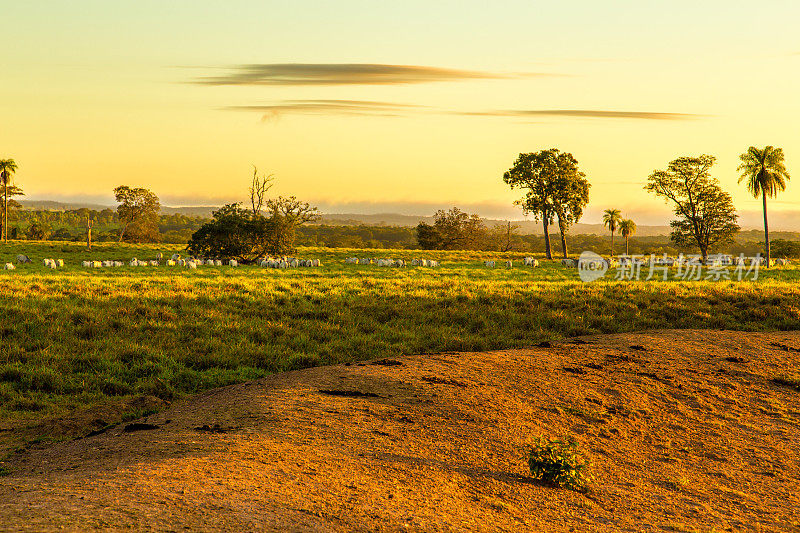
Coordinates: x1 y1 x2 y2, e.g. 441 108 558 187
542 217 552 260
625 236 629 256
610 229 615 257
2 188 7 242
558 218 568 259
763 192 770 267
700 246 708 265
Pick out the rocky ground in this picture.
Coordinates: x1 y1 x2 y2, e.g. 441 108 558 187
1 329 799 532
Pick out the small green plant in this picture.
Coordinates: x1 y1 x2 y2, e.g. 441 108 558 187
527 435 593 492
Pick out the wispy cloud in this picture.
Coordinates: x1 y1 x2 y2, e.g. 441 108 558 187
457 109 703 120
228 100 702 122
194 63 552 86
227 99 427 120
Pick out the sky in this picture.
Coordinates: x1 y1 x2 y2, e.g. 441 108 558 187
1 0 799 228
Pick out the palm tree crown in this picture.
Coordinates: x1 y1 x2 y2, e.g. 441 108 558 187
0 159 17 186
738 146 789 198
602 208 622 232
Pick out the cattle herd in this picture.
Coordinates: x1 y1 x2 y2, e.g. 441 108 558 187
344 257 440 267
1 252 792 272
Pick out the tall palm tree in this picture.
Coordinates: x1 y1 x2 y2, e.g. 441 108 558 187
738 146 790 266
619 218 637 256
602 208 622 257
0 159 18 242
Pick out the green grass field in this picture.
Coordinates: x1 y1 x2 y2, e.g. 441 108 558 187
1 241 799 431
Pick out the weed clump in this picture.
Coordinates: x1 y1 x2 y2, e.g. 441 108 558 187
528 436 593 492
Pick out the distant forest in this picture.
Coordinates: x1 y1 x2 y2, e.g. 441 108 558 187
6 208 800 257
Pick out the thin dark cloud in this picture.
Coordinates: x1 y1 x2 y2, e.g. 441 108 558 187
194 63 552 86
227 99 427 120
457 109 702 120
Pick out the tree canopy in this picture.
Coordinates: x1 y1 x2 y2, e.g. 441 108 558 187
646 155 739 261
415 207 487 250
114 186 161 243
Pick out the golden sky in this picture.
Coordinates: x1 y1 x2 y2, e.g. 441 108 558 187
2 1 799 228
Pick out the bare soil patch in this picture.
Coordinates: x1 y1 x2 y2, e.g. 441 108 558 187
1 330 799 532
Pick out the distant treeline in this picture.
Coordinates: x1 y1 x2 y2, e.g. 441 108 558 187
6 209 800 257
8 208 206 244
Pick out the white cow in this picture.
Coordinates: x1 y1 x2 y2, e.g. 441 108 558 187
4 263 15 270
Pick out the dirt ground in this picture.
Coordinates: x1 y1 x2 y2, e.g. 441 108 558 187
1 329 799 532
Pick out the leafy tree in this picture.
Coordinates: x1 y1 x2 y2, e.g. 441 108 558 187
602 209 622 257
25 222 50 241
264 196 320 253
618 219 637 256
549 155 590 259
51 228 74 241
646 155 740 262
114 186 161 243
415 207 487 250
738 146 791 266
504 149 589 259
0 159 22 242
503 152 555 259
770 239 800 259
415 222 441 249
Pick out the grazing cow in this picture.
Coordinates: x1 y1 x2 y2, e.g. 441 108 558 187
16 254 32 264
561 259 576 268
229 259 238 267
186 261 197 269
4 263 15 270
485 260 496 268
505 260 513 268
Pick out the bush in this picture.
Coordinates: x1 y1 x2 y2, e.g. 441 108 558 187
187 199 317 262
528 436 593 492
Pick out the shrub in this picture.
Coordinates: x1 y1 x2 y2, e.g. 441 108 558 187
528 436 593 492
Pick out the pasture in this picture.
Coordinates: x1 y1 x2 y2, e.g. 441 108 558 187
1 241 799 440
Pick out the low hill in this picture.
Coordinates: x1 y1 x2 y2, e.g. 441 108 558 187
1 329 798 531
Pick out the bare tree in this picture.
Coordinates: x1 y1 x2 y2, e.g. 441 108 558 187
250 166 275 216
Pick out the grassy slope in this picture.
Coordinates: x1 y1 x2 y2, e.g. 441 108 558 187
1 241 799 430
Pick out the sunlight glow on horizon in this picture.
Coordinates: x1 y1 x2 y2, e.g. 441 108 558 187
2 1 799 227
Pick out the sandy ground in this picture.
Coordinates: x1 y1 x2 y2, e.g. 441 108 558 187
1 329 800 532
